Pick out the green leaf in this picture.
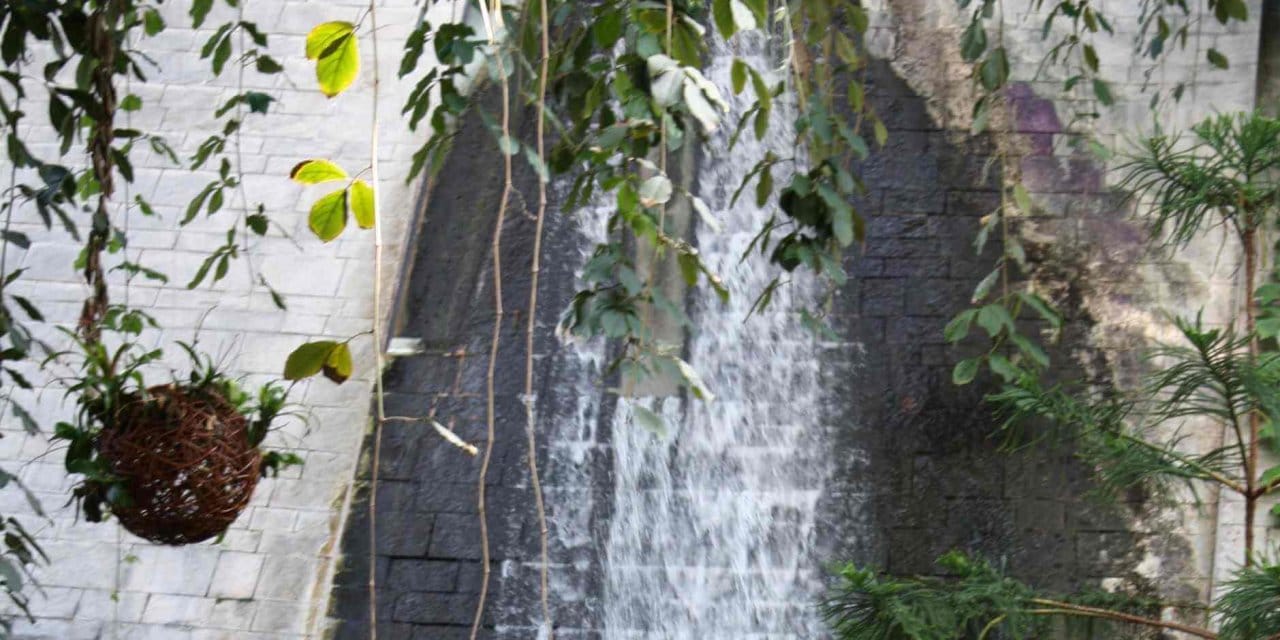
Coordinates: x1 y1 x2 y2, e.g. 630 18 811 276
976 304 1013 337
290 159 348 184
256 56 284 74
632 404 667 436
1260 465 1280 489
988 353 1019 382
322 342 353 383
245 91 274 113
873 118 888 147
953 358 980 385
284 340 339 380
212 36 232 75
1010 333 1049 368
1254 283 1280 304
1256 317 1280 340
712 0 737 39
1012 183 1032 214
350 179 375 229
1082 44 1099 72
818 185 855 247
190 0 213 28
944 309 977 343
971 268 999 303
960 19 987 62
593 10 623 47
1092 78 1114 106
1016 292 1062 329
979 47 1009 91
731 58 748 95
143 8 165 36
120 94 143 111
247 213 269 235
1207 48 1229 69
306 22 359 98
308 189 348 242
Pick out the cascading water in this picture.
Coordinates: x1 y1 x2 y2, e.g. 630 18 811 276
572 32 832 638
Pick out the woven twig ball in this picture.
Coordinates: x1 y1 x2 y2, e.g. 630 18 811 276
98 385 260 545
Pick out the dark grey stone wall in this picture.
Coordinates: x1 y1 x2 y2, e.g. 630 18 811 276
327 52 1165 639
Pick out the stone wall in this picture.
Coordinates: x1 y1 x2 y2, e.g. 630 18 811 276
0 1 432 637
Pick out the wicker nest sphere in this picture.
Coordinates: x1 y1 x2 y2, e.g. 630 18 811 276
97 384 261 545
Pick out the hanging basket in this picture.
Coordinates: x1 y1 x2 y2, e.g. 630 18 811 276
97 384 261 545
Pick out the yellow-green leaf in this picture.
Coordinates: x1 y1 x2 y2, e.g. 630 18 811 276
309 189 348 242
350 179 375 229
322 342 353 383
306 21 359 98
284 340 339 380
290 159 348 184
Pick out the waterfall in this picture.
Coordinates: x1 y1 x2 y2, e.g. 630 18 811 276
597 33 832 638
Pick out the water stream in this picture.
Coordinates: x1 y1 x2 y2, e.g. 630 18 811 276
564 33 834 638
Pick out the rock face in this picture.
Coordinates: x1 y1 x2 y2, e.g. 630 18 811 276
327 8 1254 636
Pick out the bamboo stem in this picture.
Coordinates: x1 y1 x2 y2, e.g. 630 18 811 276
366 1 386 636
472 2 513 635
523 0 554 635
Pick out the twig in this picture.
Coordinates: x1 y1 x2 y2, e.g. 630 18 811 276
382 416 479 456
366 1 386 637
472 2 513 636
1027 599 1217 639
524 0 554 635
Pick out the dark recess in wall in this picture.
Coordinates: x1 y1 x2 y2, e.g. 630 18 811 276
327 50 1172 640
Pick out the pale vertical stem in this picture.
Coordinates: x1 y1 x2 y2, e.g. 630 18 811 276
524 0 554 635
367 1 386 637
473 1 513 635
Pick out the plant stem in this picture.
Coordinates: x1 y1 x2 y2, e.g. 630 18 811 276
473 2 512 635
366 1 386 636
1027 599 1217 638
81 1 123 348
523 0 554 635
1242 225 1259 565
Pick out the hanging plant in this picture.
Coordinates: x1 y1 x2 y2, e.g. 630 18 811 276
0 0 305 547
53 327 299 545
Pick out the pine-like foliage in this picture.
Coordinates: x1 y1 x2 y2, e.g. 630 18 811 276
989 316 1273 503
1215 557 1280 639
823 552 1166 640
1118 112 1280 246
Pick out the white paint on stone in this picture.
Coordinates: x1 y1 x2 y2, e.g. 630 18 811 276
0 0 431 636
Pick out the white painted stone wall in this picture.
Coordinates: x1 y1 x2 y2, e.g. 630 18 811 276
0 1 436 637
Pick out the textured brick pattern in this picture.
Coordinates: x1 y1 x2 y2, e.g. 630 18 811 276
0 1 427 637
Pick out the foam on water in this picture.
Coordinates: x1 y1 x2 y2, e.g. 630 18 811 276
597 33 831 638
